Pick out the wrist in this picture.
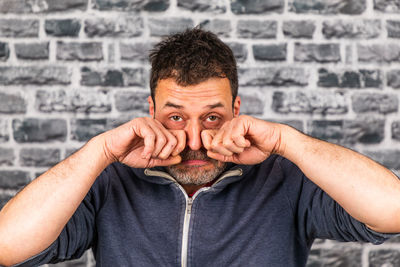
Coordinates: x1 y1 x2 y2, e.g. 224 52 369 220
277 124 308 161
89 133 116 167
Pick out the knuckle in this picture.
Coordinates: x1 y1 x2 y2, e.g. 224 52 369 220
169 138 177 147
158 136 167 145
222 139 233 147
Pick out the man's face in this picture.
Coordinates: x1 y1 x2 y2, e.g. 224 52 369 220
149 77 240 185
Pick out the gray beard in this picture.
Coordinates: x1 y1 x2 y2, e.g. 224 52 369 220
166 148 227 185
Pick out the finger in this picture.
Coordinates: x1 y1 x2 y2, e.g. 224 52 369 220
221 122 245 154
170 130 186 156
149 155 182 167
232 135 251 148
147 122 168 158
206 150 234 163
201 130 216 151
157 128 178 160
231 119 251 147
210 128 233 156
136 124 156 159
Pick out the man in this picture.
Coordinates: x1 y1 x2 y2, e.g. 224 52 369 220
0 28 399 267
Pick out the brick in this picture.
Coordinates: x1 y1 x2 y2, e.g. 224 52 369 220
318 69 382 88
237 20 276 39
366 151 400 170
231 0 283 14
227 42 247 63
0 19 39 37
20 148 60 167
0 148 14 166
253 44 286 61
148 18 194 37
0 119 9 143
57 42 103 61
81 67 145 87
308 119 384 144
13 119 67 143
115 91 149 112
36 89 111 113
178 0 226 13
358 44 400 63
0 0 88 13
369 249 400 267
199 19 231 37
387 235 400 243
272 91 347 115
0 93 26 114
120 42 154 62
239 67 308 87
374 0 400 13
289 0 366 14
0 42 9 61
387 20 400 38
282 20 315 39
0 171 30 189
352 93 398 114
268 120 303 132
0 194 13 210
46 0 88 12
93 0 169 11
45 19 81 37
294 43 341 63
65 148 80 158
15 42 49 60
71 119 109 142
392 121 400 141
85 17 143 37
308 247 362 267
0 0 32 13
0 67 71 85
322 20 380 39
387 70 400 88
238 94 264 115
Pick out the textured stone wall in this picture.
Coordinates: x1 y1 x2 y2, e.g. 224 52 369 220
0 0 400 266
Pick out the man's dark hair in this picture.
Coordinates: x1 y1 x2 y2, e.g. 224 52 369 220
149 28 238 106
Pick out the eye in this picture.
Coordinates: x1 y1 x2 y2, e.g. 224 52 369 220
206 115 219 122
170 115 183 122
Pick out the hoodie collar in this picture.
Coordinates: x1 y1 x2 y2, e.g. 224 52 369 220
132 162 253 188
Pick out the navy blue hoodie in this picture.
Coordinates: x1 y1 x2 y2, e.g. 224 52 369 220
14 155 395 267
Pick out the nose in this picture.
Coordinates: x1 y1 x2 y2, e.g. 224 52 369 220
185 120 203 151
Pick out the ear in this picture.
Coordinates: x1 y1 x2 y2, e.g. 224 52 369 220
233 96 241 117
148 96 155 118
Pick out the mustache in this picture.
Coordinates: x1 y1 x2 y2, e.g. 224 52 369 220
179 147 213 161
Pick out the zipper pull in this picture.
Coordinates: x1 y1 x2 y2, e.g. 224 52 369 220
187 198 193 214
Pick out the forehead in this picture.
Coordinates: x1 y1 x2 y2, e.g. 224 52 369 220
155 78 232 108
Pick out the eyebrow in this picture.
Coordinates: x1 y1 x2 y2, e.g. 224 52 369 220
163 101 225 110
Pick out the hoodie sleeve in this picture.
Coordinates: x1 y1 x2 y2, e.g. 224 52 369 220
280 157 399 245
11 165 111 267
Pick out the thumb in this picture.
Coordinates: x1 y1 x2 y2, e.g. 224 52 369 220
206 150 234 163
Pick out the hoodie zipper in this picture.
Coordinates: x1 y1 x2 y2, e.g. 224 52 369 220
144 168 243 267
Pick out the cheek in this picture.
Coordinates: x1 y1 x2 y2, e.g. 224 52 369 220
162 119 185 130
203 121 222 129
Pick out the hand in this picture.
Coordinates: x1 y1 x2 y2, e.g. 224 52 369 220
100 117 186 168
201 115 283 165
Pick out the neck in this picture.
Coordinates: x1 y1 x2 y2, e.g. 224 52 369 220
182 184 207 196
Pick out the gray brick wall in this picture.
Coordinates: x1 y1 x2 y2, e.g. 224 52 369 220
0 0 399 266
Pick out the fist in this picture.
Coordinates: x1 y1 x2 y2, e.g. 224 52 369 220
201 115 283 165
101 117 186 168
